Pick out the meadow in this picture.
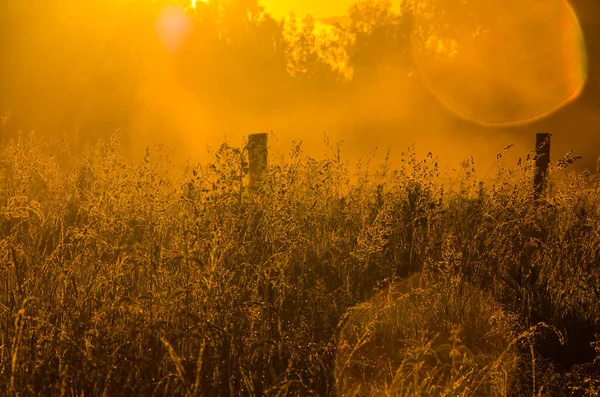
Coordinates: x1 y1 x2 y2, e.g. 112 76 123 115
0 132 599 396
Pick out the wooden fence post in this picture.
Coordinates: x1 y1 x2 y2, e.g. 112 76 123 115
247 133 268 189
534 133 551 199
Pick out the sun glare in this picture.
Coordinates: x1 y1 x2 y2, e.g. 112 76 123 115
191 0 207 9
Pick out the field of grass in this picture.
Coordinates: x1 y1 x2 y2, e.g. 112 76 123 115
0 132 599 396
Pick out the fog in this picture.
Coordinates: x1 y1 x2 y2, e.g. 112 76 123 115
0 0 598 174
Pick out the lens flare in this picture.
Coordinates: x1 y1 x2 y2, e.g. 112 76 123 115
411 0 587 127
156 6 191 52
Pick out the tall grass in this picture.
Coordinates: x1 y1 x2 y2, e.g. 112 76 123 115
335 271 519 396
0 132 598 396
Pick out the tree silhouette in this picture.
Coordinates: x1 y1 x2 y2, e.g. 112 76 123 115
284 14 346 91
1 0 595 154
345 0 412 82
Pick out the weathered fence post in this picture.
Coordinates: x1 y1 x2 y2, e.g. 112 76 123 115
247 133 268 189
534 133 551 199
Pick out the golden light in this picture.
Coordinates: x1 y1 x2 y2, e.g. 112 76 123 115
191 0 207 9
156 5 192 52
412 0 587 127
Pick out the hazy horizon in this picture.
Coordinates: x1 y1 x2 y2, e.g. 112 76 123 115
0 0 597 175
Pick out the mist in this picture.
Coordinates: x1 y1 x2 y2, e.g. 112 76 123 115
0 0 597 174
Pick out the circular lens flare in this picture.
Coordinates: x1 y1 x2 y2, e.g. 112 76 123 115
411 0 587 127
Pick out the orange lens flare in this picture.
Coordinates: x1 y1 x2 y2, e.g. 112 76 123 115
412 0 587 127
156 6 191 52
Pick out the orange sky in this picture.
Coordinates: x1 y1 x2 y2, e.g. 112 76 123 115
259 0 402 18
